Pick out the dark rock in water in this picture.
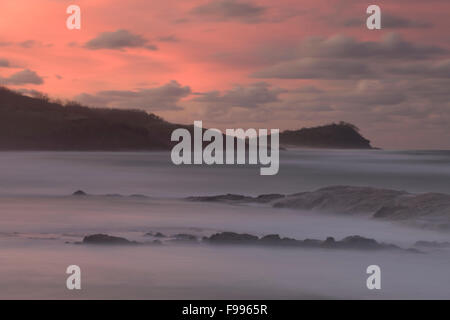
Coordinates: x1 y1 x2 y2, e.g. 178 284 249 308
256 194 285 203
188 186 450 230
130 194 149 199
206 232 259 244
145 231 167 238
72 190 87 196
187 194 253 203
259 234 302 246
187 193 284 204
82 234 138 245
260 234 282 242
202 232 413 252
335 235 389 250
414 240 450 248
153 232 166 238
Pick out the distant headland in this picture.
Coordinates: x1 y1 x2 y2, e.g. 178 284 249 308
0 87 374 150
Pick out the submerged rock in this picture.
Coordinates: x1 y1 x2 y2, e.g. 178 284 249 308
187 194 254 203
82 234 138 245
328 235 398 250
145 231 167 238
187 193 284 204
256 194 285 203
187 186 450 229
72 190 87 196
205 232 259 244
202 232 413 252
154 232 166 238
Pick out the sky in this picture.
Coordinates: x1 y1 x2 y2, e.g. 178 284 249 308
0 0 449 149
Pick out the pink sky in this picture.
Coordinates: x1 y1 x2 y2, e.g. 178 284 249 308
1 0 450 149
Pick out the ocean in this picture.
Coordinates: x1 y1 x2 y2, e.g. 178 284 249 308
0 150 449 299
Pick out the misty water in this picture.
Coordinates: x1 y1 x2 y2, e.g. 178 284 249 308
0 150 449 299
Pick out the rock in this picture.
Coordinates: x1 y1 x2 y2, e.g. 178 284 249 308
145 232 167 238
154 232 166 238
322 237 337 247
273 186 405 213
273 186 450 229
256 194 285 203
186 186 450 229
202 231 413 252
72 190 87 196
82 234 138 245
260 234 281 242
187 193 284 204
187 194 254 203
259 234 302 246
336 235 388 250
129 194 148 199
205 232 259 244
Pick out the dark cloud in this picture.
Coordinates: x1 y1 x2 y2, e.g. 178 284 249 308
0 40 52 48
296 33 445 60
193 82 286 109
191 0 267 23
277 79 450 130
0 58 11 68
84 29 158 51
252 33 448 80
253 58 373 79
343 13 433 29
75 81 191 111
388 60 450 78
0 69 44 85
157 35 180 43
18 40 53 48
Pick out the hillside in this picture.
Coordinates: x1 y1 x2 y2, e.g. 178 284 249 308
280 122 373 149
0 87 373 150
0 87 183 150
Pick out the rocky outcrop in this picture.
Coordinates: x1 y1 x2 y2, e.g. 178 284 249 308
205 232 259 244
145 232 166 238
187 186 450 230
202 232 416 252
72 190 87 196
73 231 419 253
82 234 139 245
186 194 254 203
186 193 284 204
273 186 407 214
